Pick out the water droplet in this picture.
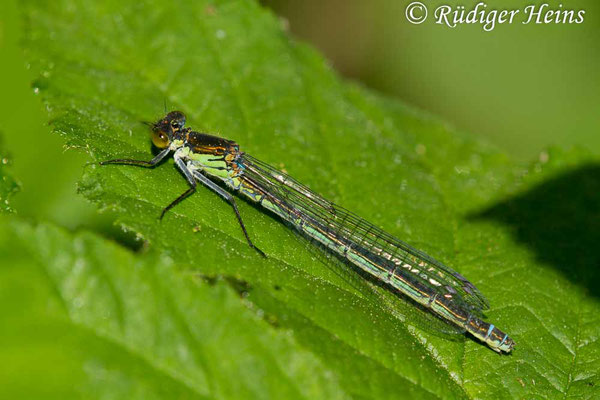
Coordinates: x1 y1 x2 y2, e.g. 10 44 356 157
215 29 226 39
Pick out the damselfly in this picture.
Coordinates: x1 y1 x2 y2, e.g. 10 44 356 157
101 111 515 353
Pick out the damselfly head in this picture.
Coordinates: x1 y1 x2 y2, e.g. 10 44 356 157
151 111 186 149
165 111 186 131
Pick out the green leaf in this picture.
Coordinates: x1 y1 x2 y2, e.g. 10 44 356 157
20 0 600 399
0 216 349 399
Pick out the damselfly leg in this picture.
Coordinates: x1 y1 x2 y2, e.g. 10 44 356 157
99 148 171 167
100 150 266 258
189 169 266 258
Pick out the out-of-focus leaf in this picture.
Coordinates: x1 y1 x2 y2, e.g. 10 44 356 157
0 216 349 399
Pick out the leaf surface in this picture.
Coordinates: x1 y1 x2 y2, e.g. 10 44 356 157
0 216 351 400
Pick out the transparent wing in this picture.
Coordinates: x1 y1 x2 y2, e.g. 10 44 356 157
239 154 489 316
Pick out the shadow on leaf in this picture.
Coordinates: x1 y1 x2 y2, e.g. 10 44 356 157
470 164 600 298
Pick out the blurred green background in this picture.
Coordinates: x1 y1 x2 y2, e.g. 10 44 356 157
1 0 599 228
263 0 600 161
0 0 114 231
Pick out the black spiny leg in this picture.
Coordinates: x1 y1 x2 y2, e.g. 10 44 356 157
160 186 196 220
100 148 171 167
191 169 266 258
228 196 267 258
159 154 198 220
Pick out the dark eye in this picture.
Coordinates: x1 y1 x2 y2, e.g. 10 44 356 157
152 130 170 149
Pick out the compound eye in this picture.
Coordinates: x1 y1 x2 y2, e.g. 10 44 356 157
152 131 169 149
